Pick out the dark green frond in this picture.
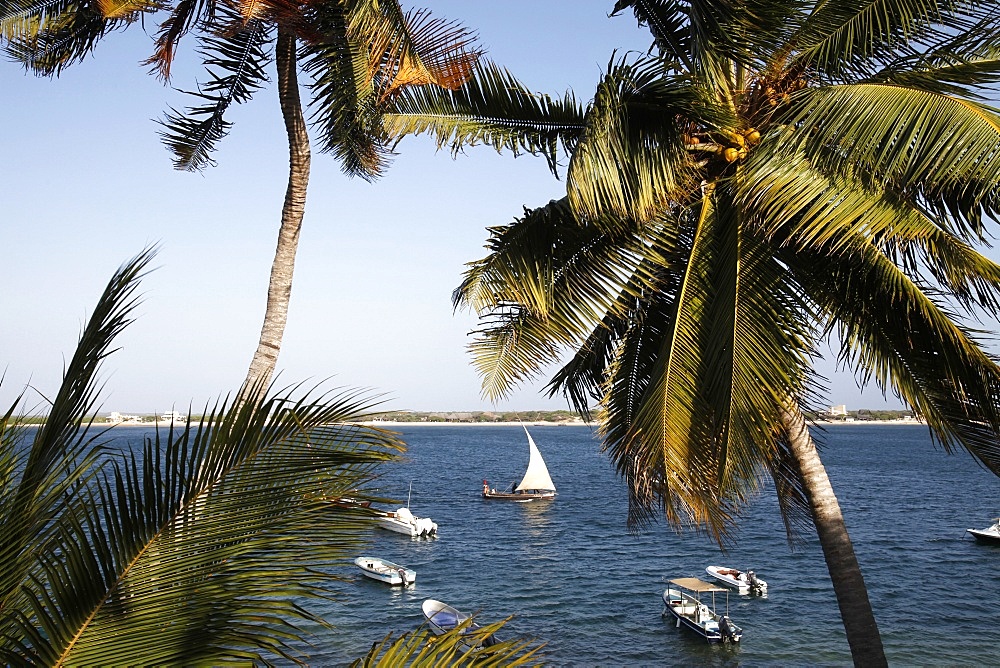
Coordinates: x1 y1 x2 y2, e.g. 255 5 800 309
789 239 1000 475
302 1 387 179
0 248 156 631
157 9 271 171
383 59 583 176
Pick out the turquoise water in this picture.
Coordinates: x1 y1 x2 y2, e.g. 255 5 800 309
97 423 999 665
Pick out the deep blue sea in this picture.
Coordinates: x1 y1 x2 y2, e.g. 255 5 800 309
110 424 999 666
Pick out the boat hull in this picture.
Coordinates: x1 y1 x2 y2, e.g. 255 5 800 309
662 588 741 644
705 566 767 595
482 489 555 501
421 599 498 648
377 508 438 537
354 557 416 586
967 526 1000 544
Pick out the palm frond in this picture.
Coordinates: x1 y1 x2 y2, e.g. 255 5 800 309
302 1 387 179
775 84 1000 233
4 386 402 665
455 199 657 401
790 0 986 80
566 56 732 223
0 247 156 632
352 618 545 667
1 0 146 75
383 59 583 176
356 6 480 99
789 237 1000 475
743 146 1000 315
143 0 214 81
158 7 272 171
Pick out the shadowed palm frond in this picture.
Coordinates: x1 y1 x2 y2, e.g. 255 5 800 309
0 250 409 665
383 60 583 176
157 6 272 171
790 238 1000 475
144 0 214 81
302 1 388 179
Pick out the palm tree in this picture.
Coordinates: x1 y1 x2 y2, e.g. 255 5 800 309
1 0 479 398
0 248 542 665
384 1 1000 664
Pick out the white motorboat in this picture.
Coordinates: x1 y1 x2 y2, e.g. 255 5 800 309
482 426 556 501
967 518 1000 544
421 599 499 648
662 578 742 644
705 565 768 595
378 506 438 537
354 556 416 586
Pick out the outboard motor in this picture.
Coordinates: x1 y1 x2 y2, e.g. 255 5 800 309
397 568 410 586
719 615 740 643
747 570 762 594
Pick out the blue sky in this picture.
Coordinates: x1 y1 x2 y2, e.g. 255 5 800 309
2 1 924 414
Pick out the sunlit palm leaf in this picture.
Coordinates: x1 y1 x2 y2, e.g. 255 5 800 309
791 0 985 79
383 60 583 176
774 86 1000 237
567 57 731 223
353 618 544 667
789 239 1000 475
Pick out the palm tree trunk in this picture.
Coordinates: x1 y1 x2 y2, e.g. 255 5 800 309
242 26 312 397
780 402 887 667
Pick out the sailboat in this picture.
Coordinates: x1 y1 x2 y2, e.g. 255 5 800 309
482 426 556 501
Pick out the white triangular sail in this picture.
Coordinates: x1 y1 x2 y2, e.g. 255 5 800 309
516 426 556 492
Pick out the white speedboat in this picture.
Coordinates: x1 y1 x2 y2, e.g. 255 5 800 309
354 556 416 586
421 599 499 648
967 518 1000 544
378 506 438 537
662 578 742 644
706 565 768 595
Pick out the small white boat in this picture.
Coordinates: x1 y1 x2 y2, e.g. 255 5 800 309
482 426 556 501
354 556 416 586
378 506 438 537
705 565 768 595
421 599 499 648
662 578 742 643
967 518 1000 544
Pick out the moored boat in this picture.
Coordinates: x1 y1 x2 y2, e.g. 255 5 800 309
354 556 416 586
662 578 742 644
421 599 499 648
967 518 1000 544
482 426 556 501
705 565 767 595
378 506 438 537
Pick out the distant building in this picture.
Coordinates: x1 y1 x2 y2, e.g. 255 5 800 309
106 412 143 424
829 405 848 416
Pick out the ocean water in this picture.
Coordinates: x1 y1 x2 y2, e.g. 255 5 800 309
107 424 1000 665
